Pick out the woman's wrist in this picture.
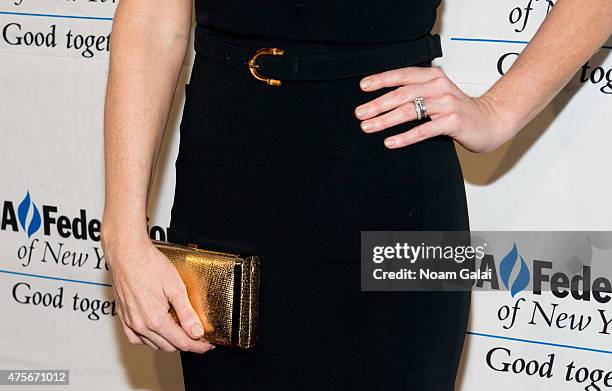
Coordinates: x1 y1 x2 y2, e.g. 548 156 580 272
100 213 151 246
478 87 528 147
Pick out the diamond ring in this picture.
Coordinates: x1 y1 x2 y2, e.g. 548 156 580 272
414 96 428 120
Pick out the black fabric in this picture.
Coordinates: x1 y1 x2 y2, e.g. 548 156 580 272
171 224 471 391
170 1 471 389
195 0 442 45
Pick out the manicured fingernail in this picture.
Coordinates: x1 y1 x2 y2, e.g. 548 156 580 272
356 106 369 117
361 121 374 131
360 78 372 89
191 324 204 338
384 138 396 148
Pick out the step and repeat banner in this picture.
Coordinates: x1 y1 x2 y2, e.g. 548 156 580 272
1 0 610 390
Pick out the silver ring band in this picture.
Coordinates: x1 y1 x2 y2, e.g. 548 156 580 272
414 96 428 120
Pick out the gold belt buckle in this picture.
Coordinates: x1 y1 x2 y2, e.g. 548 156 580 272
247 47 284 86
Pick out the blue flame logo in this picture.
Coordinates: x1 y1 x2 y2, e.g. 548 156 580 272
499 243 531 297
17 191 41 238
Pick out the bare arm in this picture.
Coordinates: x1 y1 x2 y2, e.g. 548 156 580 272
101 0 213 353
484 0 612 144
103 0 191 235
354 0 612 152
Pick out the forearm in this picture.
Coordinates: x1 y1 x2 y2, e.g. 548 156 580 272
102 0 191 240
483 0 612 141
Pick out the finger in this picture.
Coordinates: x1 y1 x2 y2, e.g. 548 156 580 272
359 66 445 91
143 312 214 354
113 288 146 345
383 115 455 149
165 281 205 340
110 274 131 325
133 320 178 352
355 77 449 120
125 302 178 352
125 311 159 350
140 335 160 351
360 95 451 133
121 321 145 345
130 290 212 353
116 304 145 345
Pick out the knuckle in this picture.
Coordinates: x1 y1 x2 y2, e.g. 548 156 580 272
143 313 164 330
397 87 412 103
370 101 382 114
397 134 410 147
443 78 454 90
181 311 198 323
144 340 159 351
128 336 142 345
441 94 455 108
448 112 461 126
434 76 451 89
168 282 187 298
175 340 191 352
121 316 132 328
147 316 162 330
399 68 412 82
131 321 147 335
432 66 445 77
123 318 133 329
400 103 415 118
413 126 427 140
122 324 137 339
376 73 388 84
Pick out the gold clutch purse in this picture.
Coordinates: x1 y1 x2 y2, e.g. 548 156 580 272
152 240 261 349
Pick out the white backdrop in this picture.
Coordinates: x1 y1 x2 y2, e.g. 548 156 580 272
1 0 610 390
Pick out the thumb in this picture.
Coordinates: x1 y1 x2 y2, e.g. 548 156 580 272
167 284 205 339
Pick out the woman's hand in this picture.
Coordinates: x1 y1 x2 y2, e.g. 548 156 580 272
354 66 517 153
101 226 214 354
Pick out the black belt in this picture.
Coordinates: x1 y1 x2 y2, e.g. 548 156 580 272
193 25 443 86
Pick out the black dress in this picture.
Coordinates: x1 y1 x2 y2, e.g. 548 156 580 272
168 0 471 389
